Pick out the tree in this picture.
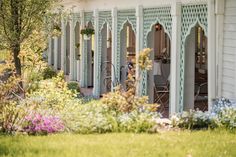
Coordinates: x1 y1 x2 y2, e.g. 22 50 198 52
0 0 56 76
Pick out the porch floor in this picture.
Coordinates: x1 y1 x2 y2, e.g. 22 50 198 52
80 88 93 96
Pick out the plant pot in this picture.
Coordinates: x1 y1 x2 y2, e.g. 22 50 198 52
83 34 91 40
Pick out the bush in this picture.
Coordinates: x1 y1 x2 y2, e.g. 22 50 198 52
67 82 80 93
26 72 80 111
0 101 27 133
171 110 217 130
171 98 236 130
61 101 118 134
42 66 57 80
0 76 26 133
117 110 159 133
61 99 160 134
101 85 158 114
23 112 64 135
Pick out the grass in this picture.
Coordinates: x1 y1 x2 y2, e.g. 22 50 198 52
0 130 236 157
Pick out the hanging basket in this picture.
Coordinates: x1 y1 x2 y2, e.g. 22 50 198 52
81 27 94 40
83 34 91 40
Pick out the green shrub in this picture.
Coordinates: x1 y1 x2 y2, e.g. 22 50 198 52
61 101 118 134
217 107 236 130
171 110 217 130
117 111 159 133
101 85 158 114
0 101 27 133
42 66 57 80
26 72 80 111
60 99 160 134
67 82 80 93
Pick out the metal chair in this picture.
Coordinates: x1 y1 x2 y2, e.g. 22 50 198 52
153 61 170 115
194 82 208 111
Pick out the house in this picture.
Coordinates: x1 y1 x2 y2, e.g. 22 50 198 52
46 0 236 116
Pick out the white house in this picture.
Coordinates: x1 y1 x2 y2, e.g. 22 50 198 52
47 0 236 116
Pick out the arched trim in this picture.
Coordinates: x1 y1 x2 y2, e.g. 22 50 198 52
145 18 171 41
85 21 94 28
73 21 80 30
119 17 136 34
99 20 112 32
183 18 207 44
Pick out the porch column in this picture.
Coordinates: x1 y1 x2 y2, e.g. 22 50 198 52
135 5 144 96
48 37 52 65
69 15 75 81
215 0 225 98
93 9 100 97
61 18 66 72
53 37 58 70
208 0 216 110
111 8 118 90
80 10 86 87
170 1 181 114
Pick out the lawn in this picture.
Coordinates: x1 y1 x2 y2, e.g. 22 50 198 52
0 130 236 157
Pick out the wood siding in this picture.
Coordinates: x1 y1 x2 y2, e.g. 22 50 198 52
222 0 236 99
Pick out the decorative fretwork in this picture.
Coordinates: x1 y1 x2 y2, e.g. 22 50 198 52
98 11 112 31
141 7 172 96
116 9 136 81
73 13 80 28
143 7 172 47
84 12 94 26
179 4 208 112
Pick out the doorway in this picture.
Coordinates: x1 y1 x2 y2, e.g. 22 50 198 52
184 24 208 111
100 23 112 95
120 21 136 89
147 23 171 117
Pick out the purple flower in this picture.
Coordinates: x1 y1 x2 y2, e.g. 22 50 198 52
23 112 65 135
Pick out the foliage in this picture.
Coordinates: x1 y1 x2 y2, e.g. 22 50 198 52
51 24 62 37
23 112 64 135
0 50 10 61
171 110 217 130
61 102 118 134
138 48 153 71
117 110 159 133
217 107 236 130
102 85 156 113
0 0 57 76
212 97 233 114
0 61 26 133
61 99 160 134
42 66 57 80
171 98 236 130
26 72 80 111
67 82 80 93
102 48 158 114
0 101 27 133
80 28 95 36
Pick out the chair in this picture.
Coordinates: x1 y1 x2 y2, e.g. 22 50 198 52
194 82 208 111
154 61 170 115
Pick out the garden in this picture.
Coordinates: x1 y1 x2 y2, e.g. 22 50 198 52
1 0 236 157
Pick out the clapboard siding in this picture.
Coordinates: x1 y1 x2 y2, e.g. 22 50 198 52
222 0 236 99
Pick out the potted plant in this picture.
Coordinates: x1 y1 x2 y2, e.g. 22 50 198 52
80 27 95 40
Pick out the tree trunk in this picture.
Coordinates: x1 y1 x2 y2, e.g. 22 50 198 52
12 44 21 76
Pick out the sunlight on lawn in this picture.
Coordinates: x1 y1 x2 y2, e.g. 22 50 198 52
1 130 236 157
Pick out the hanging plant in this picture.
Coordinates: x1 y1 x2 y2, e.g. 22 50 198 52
80 27 95 40
51 24 62 37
